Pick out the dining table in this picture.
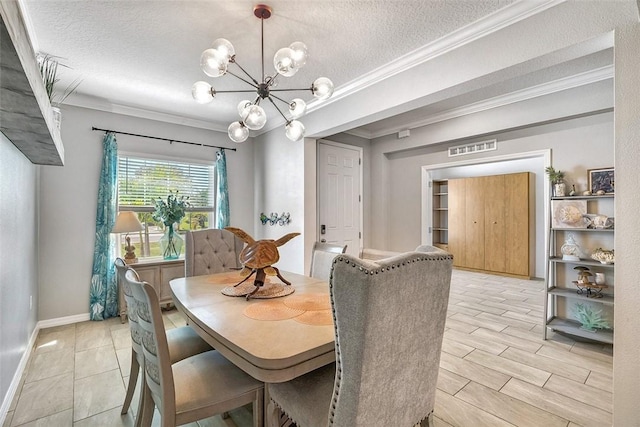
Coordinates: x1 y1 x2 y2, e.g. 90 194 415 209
169 270 336 384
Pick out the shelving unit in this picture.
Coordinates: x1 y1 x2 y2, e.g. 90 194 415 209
544 195 614 344
431 180 448 251
0 2 64 165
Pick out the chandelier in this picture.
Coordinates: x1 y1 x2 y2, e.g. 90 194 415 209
192 4 334 143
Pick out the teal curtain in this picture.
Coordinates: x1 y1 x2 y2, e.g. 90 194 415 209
215 149 230 228
89 132 118 320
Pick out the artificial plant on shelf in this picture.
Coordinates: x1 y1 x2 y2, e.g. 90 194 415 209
545 166 566 197
36 53 82 106
572 303 611 332
152 191 190 259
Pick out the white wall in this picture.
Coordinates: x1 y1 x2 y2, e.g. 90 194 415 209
253 130 306 274
0 134 39 411
613 18 640 424
37 105 254 321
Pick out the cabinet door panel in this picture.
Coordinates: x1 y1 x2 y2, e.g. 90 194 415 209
484 175 506 272
160 265 185 304
465 177 485 270
448 179 466 267
505 173 530 275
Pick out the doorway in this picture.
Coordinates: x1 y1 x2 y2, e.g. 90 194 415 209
317 140 362 257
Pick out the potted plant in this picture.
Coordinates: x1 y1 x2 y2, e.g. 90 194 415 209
152 191 190 259
545 166 566 197
36 53 82 128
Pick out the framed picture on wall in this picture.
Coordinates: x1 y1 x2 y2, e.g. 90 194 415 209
588 167 615 194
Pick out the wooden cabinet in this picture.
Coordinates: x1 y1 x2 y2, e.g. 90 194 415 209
447 172 530 277
118 258 185 322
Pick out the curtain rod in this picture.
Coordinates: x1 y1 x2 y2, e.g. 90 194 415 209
91 127 237 152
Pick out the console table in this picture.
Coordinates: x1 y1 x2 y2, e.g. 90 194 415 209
118 257 185 322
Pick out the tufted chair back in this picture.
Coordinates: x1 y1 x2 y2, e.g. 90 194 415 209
185 229 245 277
268 247 452 426
328 249 452 426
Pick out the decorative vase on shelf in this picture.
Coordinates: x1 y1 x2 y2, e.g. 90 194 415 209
160 223 183 260
553 182 566 197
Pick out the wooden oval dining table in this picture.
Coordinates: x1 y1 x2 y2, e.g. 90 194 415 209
169 270 336 384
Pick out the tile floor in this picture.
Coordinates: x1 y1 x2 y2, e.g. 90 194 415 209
3 270 613 427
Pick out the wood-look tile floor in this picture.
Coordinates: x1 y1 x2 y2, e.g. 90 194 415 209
3 270 613 427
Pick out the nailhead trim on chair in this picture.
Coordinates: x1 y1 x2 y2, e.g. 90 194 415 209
326 252 453 426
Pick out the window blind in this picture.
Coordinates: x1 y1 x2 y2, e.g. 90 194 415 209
117 156 215 211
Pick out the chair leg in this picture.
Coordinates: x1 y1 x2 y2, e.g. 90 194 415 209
139 383 155 427
134 367 147 427
122 349 140 414
266 399 281 427
253 388 264 427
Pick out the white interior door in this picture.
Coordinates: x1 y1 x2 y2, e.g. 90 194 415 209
318 141 361 257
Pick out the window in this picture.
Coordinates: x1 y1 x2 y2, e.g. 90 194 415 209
117 154 215 258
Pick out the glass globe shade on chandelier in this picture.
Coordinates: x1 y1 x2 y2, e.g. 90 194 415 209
191 4 334 143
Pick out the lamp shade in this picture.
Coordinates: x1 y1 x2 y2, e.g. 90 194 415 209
112 211 144 234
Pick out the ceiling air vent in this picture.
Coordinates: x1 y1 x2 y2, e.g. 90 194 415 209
448 139 497 157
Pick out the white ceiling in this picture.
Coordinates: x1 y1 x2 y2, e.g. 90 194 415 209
20 0 610 139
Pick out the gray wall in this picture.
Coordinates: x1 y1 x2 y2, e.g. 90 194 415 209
37 105 255 320
0 134 39 409
366 112 613 279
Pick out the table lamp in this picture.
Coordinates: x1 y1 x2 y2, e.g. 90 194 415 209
112 211 144 264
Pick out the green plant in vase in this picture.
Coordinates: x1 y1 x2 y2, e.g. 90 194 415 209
152 191 190 259
545 166 566 197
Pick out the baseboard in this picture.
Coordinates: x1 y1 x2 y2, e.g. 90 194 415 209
37 312 90 329
0 326 39 426
0 312 90 425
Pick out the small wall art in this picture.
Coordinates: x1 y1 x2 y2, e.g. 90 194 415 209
551 200 587 228
588 167 614 194
260 212 291 226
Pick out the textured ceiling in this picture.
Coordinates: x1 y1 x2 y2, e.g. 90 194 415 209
22 0 520 135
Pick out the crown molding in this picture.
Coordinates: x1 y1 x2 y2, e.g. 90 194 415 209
346 64 613 140
64 95 228 132
319 0 566 113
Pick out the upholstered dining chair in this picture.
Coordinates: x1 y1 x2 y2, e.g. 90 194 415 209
184 228 245 277
124 269 264 427
267 246 453 427
309 241 347 281
114 258 212 424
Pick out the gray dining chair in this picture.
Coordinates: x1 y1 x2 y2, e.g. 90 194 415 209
309 241 347 281
114 258 212 424
267 246 453 427
184 228 245 277
125 269 264 427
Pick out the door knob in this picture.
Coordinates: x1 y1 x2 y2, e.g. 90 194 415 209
321 238 326 243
